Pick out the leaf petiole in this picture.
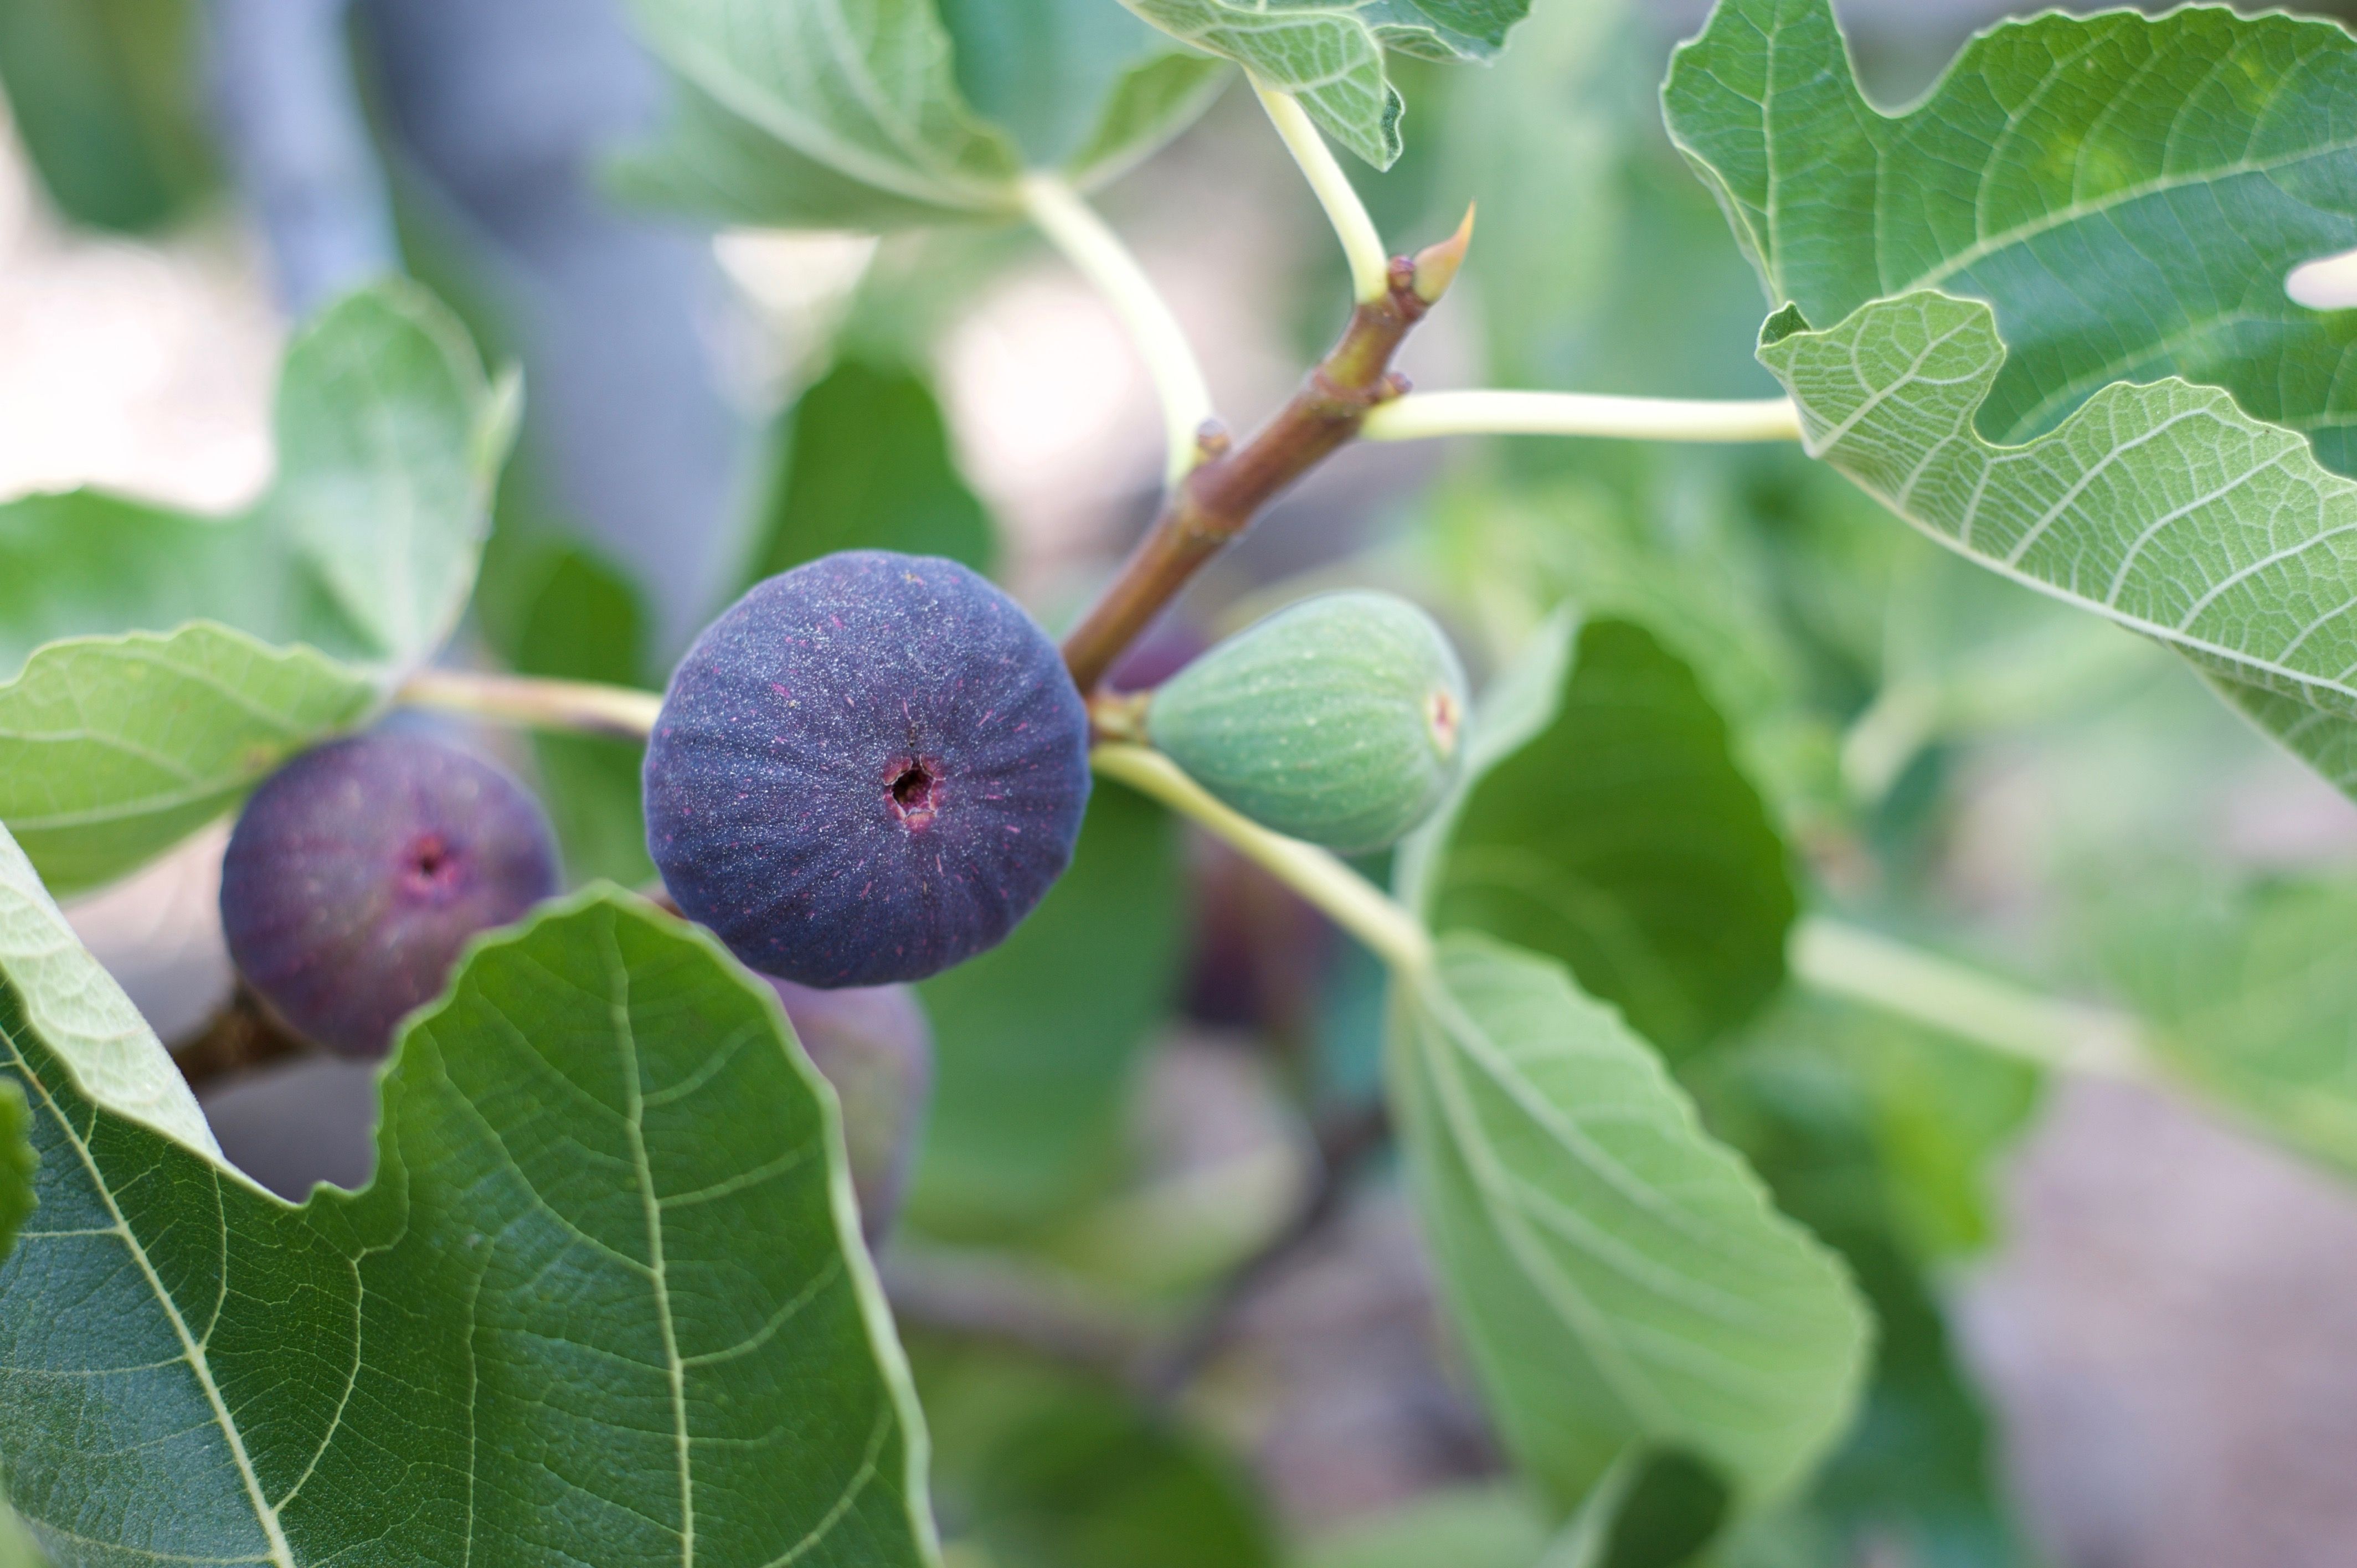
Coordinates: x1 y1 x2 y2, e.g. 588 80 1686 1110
1017 172 1217 486
397 668 662 741
1252 81 1390 305
1790 916 2147 1079
1092 742 1433 973
1360 389 1804 445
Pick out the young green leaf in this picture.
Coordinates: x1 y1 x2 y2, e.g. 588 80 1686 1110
0 281 515 678
0 817 215 1159
0 624 378 896
2101 875 2357 1179
1388 933 1868 1518
909 780 1184 1236
1119 0 1532 169
1664 0 2357 474
1401 613 1795 1060
747 358 998 587
0 868 938 1565
616 0 1222 228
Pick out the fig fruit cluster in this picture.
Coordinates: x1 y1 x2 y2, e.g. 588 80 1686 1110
220 734 559 1059
1147 591 1467 852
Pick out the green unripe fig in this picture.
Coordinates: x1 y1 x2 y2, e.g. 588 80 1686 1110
1147 591 1468 852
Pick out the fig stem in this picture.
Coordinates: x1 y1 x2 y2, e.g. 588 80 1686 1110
1252 81 1391 305
1092 743 1433 973
1059 255 1435 693
1019 172 1217 487
397 669 661 741
1790 917 2149 1078
1360 390 1805 445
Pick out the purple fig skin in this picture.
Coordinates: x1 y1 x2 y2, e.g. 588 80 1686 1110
645 551 1090 988
219 734 560 1059
764 977 934 1242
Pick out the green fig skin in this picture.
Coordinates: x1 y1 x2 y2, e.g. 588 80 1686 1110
1147 592 1469 852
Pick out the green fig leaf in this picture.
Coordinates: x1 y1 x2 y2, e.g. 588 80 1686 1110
0 1081 30 1267
1402 613 1795 1059
1388 933 1868 1519
748 358 998 586
0 624 379 896
1664 0 2357 800
1119 0 1532 169
617 0 1224 229
0 868 939 1565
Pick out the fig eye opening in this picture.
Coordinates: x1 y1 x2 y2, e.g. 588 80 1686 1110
889 762 941 825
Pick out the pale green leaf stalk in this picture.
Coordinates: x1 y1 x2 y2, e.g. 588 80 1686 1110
0 882 939 1565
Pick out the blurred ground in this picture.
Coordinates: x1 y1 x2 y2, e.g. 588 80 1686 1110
13 11 2357 1562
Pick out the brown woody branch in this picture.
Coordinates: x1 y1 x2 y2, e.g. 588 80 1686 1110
1059 252 1450 694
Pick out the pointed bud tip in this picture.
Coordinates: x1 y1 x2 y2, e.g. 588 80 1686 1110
1411 203 1476 305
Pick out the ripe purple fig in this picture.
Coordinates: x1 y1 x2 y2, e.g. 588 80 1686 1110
645 550 1090 988
763 977 933 1240
219 733 560 1059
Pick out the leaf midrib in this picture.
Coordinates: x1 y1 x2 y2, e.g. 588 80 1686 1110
4 1035 297 1567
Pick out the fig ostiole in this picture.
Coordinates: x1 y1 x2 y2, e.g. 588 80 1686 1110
1146 591 1468 852
219 733 562 1060
761 976 933 1242
644 550 1090 989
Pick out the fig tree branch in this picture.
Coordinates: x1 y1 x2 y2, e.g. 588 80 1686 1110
1058 231 1464 693
1790 916 2149 1078
1360 389 1805 445
1093 744 1433 973
1253 81 1391 304
397 669 662 740
1019 173 1218 486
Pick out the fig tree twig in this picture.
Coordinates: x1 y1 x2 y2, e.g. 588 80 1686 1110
173 987 315 1090
1020 173 1218 486
397 669 662 740
1058 228 1465 693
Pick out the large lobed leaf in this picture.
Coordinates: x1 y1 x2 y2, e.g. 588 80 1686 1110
1388 935 1868 1515
1756 293 2357 741
1120 0 1530 169
0 857 936 1565
1664 0 2357 473
618 0 1228 229
1664 0 2357 796
1400 612 1796 1060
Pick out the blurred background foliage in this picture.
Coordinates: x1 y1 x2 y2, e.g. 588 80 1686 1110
7 0 2357 1564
